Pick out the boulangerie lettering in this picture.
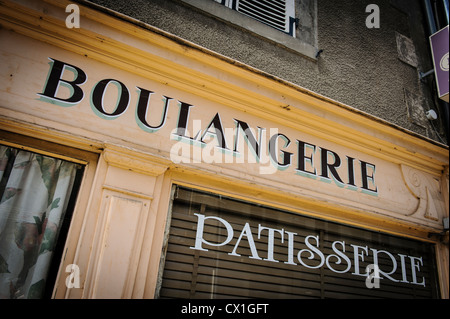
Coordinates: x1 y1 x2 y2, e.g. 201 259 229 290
38 58 378 194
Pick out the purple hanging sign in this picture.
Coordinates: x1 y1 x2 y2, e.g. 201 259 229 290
430 25 449 102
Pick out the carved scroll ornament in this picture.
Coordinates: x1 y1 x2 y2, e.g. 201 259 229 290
400 164 443 221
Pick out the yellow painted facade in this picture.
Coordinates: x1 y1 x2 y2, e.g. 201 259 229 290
0 0 448 298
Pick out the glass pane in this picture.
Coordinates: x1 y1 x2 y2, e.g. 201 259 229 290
158 185 440 299
0 146 82 299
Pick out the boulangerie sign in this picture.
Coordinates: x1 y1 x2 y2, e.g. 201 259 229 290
37 58 378 195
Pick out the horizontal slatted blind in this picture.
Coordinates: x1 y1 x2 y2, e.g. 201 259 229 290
213 0 296 36
237 0 288 33
158 186 439 299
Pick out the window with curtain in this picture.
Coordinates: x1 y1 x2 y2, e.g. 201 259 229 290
0 145 83 299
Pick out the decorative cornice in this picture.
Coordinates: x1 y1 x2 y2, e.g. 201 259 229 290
102 144 169 177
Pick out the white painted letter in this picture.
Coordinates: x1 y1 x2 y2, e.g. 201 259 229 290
326 241 352 273
297 235 325 269
229 223 262 260
351 244 368 276
258 224 284 262
190 213 234 251
409 256 426 287
284 231 298 265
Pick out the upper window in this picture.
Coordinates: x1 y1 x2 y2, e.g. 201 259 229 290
182 0 318 59
213 0 296 37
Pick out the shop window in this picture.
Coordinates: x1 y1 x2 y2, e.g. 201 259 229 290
156 185 440 299
0 145 84 299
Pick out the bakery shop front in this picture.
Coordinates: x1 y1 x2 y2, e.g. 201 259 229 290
0 0 448 299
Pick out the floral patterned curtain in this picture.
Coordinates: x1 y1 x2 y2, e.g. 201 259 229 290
0 146 79 299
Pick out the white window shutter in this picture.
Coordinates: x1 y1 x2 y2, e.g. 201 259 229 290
214 0 296 37
213 0 234 8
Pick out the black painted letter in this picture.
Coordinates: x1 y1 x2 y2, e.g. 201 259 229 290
38 58 86 105
91 79 129 119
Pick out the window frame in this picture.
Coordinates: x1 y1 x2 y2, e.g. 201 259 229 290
218 0 297 36
0 129 98 298
182 0 318 60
